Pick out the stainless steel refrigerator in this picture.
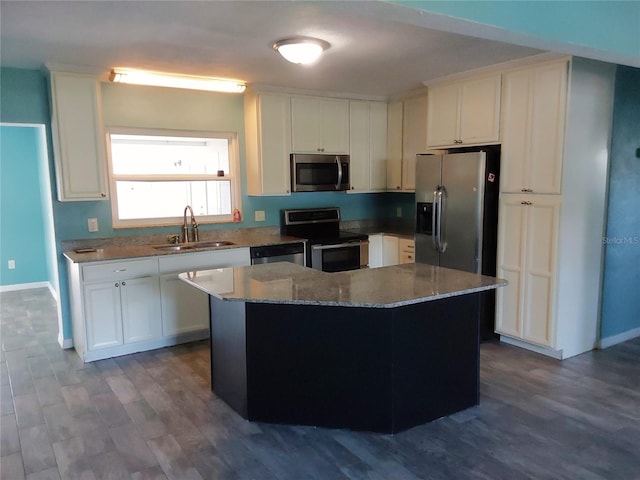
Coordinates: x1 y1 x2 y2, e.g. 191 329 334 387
414 147 500 339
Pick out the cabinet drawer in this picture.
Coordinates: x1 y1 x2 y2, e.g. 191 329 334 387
82 259 158 283
399 251 415 264
399 238 415 252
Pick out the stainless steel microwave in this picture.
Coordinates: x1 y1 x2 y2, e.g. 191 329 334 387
291 154 350 192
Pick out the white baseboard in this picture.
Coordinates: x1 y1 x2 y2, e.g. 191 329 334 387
0 281 51 293
499 335 564 360
58 333 73 349
47 283 59 301
598 327 640 349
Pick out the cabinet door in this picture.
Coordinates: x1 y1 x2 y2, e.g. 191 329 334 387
50 72 108 201
402 95 428 192
84 282 123 350
521 196 560 347
495 195 526 338
368 234 384 268
245 91 291 196
291 96 321 153
527 63 567 194
369 102 388 190
121 276 162 344
382 235 399 266
160 274 210 336
386 101 403 191
320 98 350 154
501 62 567 194
459 75 501 144
500 69 530 193
426 83 459 147
495 194 560 347
349 101 370 192
349 101 387 192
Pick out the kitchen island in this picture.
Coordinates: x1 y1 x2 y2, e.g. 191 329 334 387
180 263 506 433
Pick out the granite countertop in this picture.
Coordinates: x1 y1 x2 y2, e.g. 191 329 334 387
342 224 415 239
179 262 507 309
64 231 304 263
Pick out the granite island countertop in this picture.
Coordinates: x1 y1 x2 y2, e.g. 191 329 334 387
179 262 507 308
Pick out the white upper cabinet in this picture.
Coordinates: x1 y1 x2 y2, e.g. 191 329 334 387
349 100 387 192
386 100 403 191
49 71 109 201
401 95 428 192
244 91 292 195
500 61 568 194
291 96 349 154
426 75 501 148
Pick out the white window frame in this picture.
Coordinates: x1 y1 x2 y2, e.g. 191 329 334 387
105 126 241 229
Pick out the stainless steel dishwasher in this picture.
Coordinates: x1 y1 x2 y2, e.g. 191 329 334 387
250 242 305 266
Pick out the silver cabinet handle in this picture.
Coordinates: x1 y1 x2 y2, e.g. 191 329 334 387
521 188 533 193
121 281 126 286
113 269 127 273
115 282 119 287
521 201 532 206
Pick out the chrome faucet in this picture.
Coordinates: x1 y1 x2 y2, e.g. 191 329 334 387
181 205 199 243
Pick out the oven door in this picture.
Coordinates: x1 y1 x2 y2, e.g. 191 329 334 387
311 241 367 272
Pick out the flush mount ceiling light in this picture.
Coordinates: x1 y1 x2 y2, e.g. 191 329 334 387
273 37 330 65
108 68 246 93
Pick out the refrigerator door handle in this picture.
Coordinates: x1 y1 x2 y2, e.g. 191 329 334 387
436 187 446 253
432 188 440 250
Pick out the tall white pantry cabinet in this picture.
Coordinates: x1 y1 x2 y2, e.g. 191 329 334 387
495 58 616 359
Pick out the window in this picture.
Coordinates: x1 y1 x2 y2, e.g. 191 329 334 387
106 128 240 228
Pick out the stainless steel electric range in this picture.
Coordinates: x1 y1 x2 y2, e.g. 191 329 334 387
280 207 369 272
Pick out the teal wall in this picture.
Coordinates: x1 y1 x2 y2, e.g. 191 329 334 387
392 1 640 63
600 66 640 339
0 125 49 285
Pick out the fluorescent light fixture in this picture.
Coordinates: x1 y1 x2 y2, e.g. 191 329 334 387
273 37 330 65
109 68 246 93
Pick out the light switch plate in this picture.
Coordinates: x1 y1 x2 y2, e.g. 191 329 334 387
88 218 99 232
254 210 266 222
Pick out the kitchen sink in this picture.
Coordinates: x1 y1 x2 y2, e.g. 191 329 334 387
154 240 235 251
154 244 196 251
193 240 235 248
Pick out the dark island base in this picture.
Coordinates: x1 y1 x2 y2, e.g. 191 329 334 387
210 293 482 434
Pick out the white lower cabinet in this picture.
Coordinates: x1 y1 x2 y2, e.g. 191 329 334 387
369 234 413 268
158 248 250 337
495 194 560 348
159 275 210 336
67 247 250 362
84 275 162 350
69 258 161 361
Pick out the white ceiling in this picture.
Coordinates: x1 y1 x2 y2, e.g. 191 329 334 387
0 0 546 97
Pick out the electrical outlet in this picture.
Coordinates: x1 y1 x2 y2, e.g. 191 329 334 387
254 210 266 222
88 218 99 232
8 260 15 270
396 207 402 218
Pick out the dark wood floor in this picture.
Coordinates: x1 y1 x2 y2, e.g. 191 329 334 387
1 288 639 480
